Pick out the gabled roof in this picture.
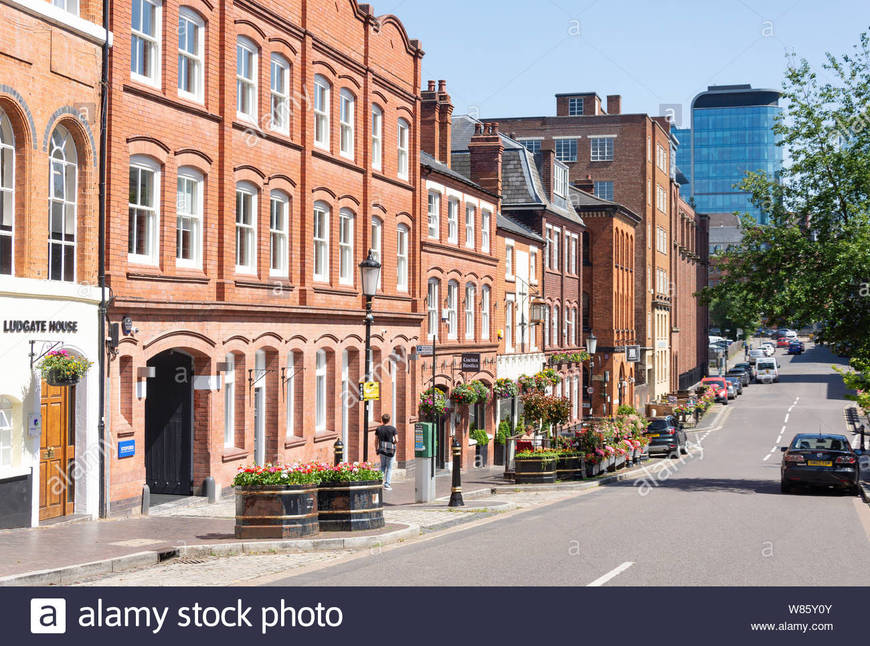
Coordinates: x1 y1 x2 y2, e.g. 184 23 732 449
419 150 497 197
451 114 584 227
497 213 544 243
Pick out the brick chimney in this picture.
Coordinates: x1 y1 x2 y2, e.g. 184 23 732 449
606 94 621 115
468 122 504 196
538 139 556 200
437 80 453 167
574 174 594 195
421 80 440 162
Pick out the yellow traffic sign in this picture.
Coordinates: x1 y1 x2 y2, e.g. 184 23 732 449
360 381 380 401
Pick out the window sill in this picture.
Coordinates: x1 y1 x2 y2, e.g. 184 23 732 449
127 255 159 267
284 437 306 449
0 466 31 481
313 286 358 297
222 447 249 462
313 432 338 444
177 91 204 106
130 73 161 91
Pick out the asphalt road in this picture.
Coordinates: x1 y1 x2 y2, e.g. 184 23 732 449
270 342 870 586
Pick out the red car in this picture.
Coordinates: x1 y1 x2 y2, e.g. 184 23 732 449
700 377 729 404
776 337 790 348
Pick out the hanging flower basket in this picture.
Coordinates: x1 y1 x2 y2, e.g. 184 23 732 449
450 382 479 406
493 377 519 399
39 350 92 387
419 388 447 418
469 379 489 403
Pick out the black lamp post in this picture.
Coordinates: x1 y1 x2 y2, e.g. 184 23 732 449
359 250 381 463
585 332 597 417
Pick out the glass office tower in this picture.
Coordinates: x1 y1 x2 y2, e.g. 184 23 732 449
673 85 782 224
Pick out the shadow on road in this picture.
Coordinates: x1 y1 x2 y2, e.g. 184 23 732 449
608 476 856 497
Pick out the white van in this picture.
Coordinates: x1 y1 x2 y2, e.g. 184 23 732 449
755 357 779 383
784 330 798 339
709 335 726 345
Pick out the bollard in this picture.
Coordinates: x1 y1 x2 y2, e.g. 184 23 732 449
333 438 344 466
860 425 866 452
448 439 464 507
204 476 216 504
141 483 150 516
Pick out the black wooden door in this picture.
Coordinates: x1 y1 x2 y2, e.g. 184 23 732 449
145 351 193 495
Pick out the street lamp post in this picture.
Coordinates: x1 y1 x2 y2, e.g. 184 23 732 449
359 250 381 464
585 332 597 417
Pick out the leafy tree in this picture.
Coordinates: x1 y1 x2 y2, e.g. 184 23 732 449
699 32 870 397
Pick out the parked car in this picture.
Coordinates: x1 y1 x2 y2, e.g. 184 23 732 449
748 349 767 365
700 376 729 403
726 366 750 387
645 416 688 458
755 357 779 383
760 343 775 356
776 337 791 348
787 341 805 355
783 329 798 339
724 375 743 395
733 361 756 382
781 433 860 495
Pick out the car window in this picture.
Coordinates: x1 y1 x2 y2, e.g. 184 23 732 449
790 436 849 451
647 420 670 431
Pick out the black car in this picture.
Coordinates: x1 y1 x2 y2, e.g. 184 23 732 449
645 416 688 458
726 366 750 387
781 434 860 495
733 362 756 383
724 375 743 395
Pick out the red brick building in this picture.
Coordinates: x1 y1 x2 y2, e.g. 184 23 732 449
0 0 109 527
104 0 425 513
452 117 587 431
571 185 641 415
493 92 708 408
417 81 500 470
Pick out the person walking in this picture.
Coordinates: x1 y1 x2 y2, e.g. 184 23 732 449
375 414 398 490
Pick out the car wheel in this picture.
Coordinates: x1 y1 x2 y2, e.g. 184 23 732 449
679 442 688 455
669 449 679 460
780 480 791 494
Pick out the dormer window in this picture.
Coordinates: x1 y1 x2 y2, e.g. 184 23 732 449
553 162 569 198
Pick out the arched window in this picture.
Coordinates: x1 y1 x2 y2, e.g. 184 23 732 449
396 223 409 291
269 190 289 276
314 75 331 149
551 304 559 348
0 109 14 275
464 283 476 340
176 166 203 268
128 154 160 265
48 125 78 281
371 105 383 171
178 7 204 102
270 54 290 133
397 118 409 179
236 36 258 121
446 280 458 339
339 207 354 285
427 278 439 340
223 353 235 447
339 89 355 159
234 181 257 273
370 215 382 288
313 201 330 281
315 349 327 432
480 285 490 340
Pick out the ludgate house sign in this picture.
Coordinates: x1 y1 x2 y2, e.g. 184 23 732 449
3 320 80 333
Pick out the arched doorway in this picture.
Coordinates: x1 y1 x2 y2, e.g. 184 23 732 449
145 350 193 495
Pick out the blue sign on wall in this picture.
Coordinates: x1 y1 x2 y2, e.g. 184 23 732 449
118 440 135 459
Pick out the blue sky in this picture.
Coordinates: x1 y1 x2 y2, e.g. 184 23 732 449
382 0 870 126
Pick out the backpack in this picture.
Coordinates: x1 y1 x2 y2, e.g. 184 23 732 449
377 428 396 457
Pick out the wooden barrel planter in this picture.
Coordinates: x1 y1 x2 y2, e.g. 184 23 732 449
555 454 583 481
234 485 319 539
317 480 385 532
585 460 601 478
514 456 556 484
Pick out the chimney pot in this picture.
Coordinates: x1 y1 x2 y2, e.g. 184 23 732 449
438 80 447 92
428 80 436 91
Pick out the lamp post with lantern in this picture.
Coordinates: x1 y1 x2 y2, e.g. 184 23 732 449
359 250 381 463
585 332 598 417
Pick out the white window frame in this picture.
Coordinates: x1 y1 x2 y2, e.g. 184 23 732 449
371 105 383 171
481 210 491 252
427 278 439 340
338 207 354 285
504 295 514 351
505 240 514 279
447 198 459 243
236 36 258 122
269 190 289 277
175 167 203 269
464 283 476 340
555 138 577 163
544 226 551 269
127 155 160 266
177 7 204 102
427 191 440 239
234 182 257 273
223 353 235 447
568 97 583 116
53 0 79 15
131 0 162 87
397 118 409 180
396 223 409 292
314 75 331 150
0 109 13 276
570 235 577 274
529 247 538 284
543 306 549 348
552 304 559 348
313 201 330 282
657 184 666 212
339 89 355 159
564 232 570 274
446 280 458 339
551 226 560 270
590 136 614 162
315 349 327 432
594 180 614 201
269 54 290 134
519 138 541 154
370 216 382 288
554 163 569 197
465 203 475 249
286 352 298 438
480 285 490 340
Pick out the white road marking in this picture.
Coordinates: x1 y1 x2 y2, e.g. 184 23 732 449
781 426 787 434
587 561 634 587
763 454 772 462
784 414 790 424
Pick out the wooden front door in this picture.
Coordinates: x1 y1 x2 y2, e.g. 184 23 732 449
39 382 76 520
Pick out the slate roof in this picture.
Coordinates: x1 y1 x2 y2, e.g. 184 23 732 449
420 150 495 196
496 213 544 243
568 185 642 225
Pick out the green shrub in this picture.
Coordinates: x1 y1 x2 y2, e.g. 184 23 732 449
469 426 489 447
